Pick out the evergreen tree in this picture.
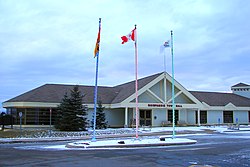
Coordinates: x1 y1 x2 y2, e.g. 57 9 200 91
55 85 88 131
70 85 88 131
54 93 70 130
91 100 108 129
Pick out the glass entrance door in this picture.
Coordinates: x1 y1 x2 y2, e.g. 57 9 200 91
139 110 152 126
223 111 233 123
195 110 207 124
168 110 178 125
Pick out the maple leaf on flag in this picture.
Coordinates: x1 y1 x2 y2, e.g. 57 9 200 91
121 28 136 44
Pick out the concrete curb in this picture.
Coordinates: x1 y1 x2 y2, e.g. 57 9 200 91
65 138 197 149
66 141 197 149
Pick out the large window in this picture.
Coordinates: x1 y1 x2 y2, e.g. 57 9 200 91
15 108 57 125
223 111 233 123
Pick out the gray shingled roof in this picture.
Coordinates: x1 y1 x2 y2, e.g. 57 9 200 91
231 82 249 87
5 72 250 107
190 91 250 107
5 84 119 104
5 72 163 104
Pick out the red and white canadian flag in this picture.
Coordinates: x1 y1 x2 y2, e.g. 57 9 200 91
121 28 136 44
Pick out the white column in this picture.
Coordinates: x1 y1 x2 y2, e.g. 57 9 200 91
197 109 201 126
124 107 128 128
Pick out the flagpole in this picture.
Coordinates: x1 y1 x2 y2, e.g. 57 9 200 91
163 47 167 122
134 24 139 139
164 46 167 73
92 18 101 142
171 30 176 139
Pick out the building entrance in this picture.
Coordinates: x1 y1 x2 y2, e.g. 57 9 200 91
195 110 207 124
139 110 152 126
223 111 233 123
168 110 179 125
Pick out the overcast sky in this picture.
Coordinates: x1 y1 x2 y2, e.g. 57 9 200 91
1 0 250 111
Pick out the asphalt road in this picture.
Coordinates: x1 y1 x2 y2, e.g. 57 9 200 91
0 133 249 167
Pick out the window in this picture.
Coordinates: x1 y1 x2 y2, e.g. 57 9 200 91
223 111 233 123
200 111 207 124
195 110 207 124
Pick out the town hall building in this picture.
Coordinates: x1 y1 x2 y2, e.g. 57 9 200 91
2 72 250 128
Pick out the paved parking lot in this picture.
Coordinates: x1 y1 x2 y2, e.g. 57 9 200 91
0 132 249 167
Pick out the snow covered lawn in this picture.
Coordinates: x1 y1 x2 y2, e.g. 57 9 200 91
0 125 249 141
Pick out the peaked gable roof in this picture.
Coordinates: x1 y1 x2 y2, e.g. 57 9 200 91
231 82 249 87
190 91 250 107
111 72 163 103
121 72 203 105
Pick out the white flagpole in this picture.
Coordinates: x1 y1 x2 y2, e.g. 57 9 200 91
163 44 167 122
171 30 176 139
164 46 167 73
162 41 170 123
134 24 139 139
